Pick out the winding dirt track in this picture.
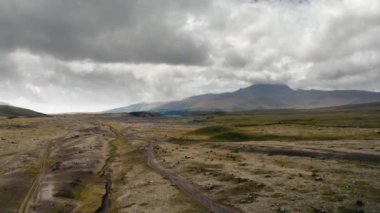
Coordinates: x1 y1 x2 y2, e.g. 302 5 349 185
17 140 53 213
146 143 240 213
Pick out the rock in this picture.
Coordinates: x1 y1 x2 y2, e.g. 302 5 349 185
315 176 323 181
63 204 75 212
312 207 327 213
234 177 247 183
239 194 256 204
356 200 364 206
203 184 218 191
51 162 62 171
239 198 249 204
256 183 265 188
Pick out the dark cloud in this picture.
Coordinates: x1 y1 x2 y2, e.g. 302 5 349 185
222 50 248 68
0 0 211 65
0 0 379 112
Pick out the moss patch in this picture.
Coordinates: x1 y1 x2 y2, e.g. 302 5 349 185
210 132 252 142
188 126 231 135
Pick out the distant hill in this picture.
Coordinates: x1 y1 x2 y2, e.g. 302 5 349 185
108 102 165 113
315 101 380 113
107 84 380 113
0 105 46 118
239 102 380 115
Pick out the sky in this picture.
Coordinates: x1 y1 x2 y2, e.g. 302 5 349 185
0 0 379 113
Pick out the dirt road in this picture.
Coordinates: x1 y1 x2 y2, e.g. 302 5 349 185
146 143 240 213
17 139 54 213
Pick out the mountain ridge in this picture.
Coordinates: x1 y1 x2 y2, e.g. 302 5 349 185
107 84 380 113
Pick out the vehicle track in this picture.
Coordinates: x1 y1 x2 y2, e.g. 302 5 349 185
146 143 240 213
0 153 17 174
17 140 54 213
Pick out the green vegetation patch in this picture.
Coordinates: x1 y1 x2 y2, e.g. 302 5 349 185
193 104 380 128
63 176 104 212
188 126 231 135
54 189 76 199
210 131 289 142
210 132 253 142
217 173 237 182
209 131 345 142
232 181 265 194
186 109 380 141
0 105 46 118
25 163 41 176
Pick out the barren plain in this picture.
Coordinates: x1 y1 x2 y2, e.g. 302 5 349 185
0 107 379 213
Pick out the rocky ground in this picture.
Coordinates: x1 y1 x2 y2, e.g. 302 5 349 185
0 114 379 213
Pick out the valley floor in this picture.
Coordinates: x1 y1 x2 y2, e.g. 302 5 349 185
0 113 379 213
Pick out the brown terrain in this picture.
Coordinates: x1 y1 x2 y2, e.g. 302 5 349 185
0 110 379 213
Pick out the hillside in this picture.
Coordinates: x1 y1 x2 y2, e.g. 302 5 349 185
0 105 46 118
108 84 380 113
314 101 380 113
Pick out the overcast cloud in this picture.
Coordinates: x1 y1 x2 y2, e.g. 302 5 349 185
0 0 379 113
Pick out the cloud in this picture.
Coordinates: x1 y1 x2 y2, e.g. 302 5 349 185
0 50 219 112
0 0 379 112
0 0 211 65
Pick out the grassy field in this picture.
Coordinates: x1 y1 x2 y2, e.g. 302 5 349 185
0 103 379 213
180 103 380 142
0 105 46 118
151 104 380 212
195 103 380 127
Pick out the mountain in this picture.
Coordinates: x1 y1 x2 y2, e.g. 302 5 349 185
0 105 46 118
107 84 380 113
107 102 166 113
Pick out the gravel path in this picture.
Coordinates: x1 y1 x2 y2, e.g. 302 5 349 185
146 143 240 213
